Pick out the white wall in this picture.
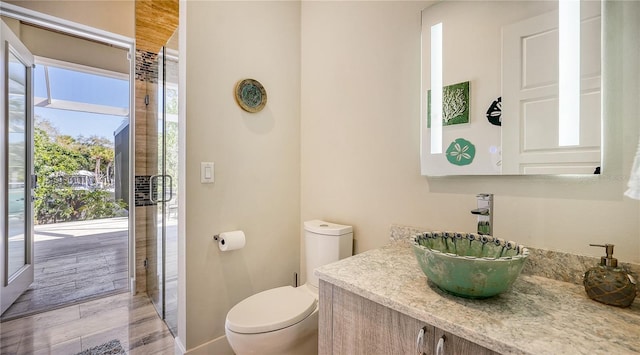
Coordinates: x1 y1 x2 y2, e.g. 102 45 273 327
300 0 640 287
301 0 432 258
183 0 301 351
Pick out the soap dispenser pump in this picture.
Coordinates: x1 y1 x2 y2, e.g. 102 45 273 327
583 244 637 307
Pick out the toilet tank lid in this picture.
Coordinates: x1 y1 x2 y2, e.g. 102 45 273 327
304 220 353 236
226 286 317 334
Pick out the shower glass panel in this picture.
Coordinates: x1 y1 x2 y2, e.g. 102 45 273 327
146 47 164 323
163 44 179 336
147 35 179 336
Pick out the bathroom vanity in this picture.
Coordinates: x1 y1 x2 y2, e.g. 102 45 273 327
315 236 640 354
319 279 497 354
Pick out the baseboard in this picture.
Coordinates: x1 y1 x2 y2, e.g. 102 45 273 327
177 334 233 355
174 337 187 355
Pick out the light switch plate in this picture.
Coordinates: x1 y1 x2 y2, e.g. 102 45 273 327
201 162 214 183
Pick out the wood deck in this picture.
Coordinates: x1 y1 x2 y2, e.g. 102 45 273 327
1 218 129 321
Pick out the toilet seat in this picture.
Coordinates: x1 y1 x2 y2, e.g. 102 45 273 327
226 286 317 334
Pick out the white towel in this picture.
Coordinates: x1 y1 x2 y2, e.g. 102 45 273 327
625 140 640 200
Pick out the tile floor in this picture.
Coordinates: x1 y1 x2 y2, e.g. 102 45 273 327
0 292 175 355
1 218 129 321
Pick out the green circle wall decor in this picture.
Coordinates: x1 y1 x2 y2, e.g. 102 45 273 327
235 79 267 113
446 138 476 166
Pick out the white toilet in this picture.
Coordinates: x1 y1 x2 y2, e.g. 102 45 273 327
225 220 353 355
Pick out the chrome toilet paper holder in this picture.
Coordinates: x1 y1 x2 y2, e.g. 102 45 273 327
213 234 227 247
213 230 246 251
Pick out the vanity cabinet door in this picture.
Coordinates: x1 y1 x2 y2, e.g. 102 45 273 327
320 280 435 355
433 328 498 355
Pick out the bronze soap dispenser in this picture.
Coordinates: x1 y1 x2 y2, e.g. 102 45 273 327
583 244 637 307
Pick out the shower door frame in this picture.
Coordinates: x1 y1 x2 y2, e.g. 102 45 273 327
0 2 138 301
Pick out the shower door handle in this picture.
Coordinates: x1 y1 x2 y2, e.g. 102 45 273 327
149 174 173 204
163 175 173 202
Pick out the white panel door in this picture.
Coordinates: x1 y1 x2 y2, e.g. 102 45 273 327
1 20 35 315
502 3 601 174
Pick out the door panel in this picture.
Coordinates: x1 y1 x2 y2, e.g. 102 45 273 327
147 45 178 335
1 20 35 315
7 49 27 278
502 3 601 174
163 47 179 335
433 329 498 355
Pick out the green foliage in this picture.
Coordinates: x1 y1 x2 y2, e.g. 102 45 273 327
35 187 127 224
79 190 128 220
165 121 178 192
33 118 128 224
166 88 178 115
34 184 74 224
34 128 85 177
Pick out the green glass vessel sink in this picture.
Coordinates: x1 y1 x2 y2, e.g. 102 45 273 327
412 232 529 299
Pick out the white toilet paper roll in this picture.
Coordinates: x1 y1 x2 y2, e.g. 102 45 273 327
218 230 246 251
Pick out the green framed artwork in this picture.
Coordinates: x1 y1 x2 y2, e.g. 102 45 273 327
427 81 470 127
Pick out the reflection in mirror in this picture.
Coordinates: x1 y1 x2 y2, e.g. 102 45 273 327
421 0 602 176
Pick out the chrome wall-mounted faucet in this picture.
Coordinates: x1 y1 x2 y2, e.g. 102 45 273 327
471 193 493 235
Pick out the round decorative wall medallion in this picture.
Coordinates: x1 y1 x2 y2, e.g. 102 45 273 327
235 79 267 113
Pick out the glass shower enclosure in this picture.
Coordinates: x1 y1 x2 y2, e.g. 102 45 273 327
147 32 179 335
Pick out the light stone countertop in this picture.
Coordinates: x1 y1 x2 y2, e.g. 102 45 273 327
315 243 640 355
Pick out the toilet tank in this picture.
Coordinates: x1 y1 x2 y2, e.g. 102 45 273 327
304 220 353 288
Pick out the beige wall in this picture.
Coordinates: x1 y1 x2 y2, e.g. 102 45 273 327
183 0 301 350
5 0 134 38
1 14 19 32
0 16 129 73
21 23 128 73
300 0 640 285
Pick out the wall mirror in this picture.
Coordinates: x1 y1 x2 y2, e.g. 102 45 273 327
421 0 603 176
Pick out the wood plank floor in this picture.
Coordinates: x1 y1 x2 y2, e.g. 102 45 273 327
1 218 129 321
0 292 175 355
